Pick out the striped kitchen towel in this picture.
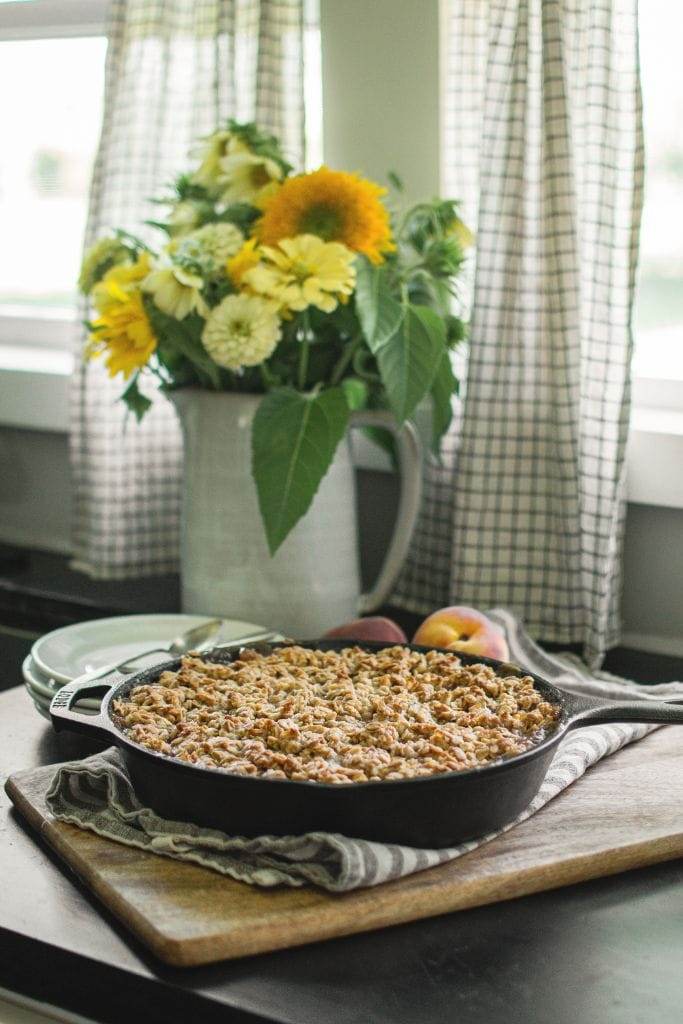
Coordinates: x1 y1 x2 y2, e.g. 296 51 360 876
46 611 682 891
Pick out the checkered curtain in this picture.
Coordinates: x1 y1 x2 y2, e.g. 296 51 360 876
394 0 644 664
70 0 308 579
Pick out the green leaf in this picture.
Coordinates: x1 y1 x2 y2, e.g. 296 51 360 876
373 304 447 423
363 426 399 471
340 376 368 411
252 387 350 555
445 313 466 348
430 349 458 453
147 305 222 389
121 375 152 423
387 170 404 193
144 219 172 235
354 259 404 352
113 228 150 255
214 203 260 233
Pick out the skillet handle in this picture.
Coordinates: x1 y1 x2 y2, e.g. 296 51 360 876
50 674 118 743
569 695 683 727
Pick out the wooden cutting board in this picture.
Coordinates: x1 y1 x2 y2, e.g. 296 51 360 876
6 727 683 968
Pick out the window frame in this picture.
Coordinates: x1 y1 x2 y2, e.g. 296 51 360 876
632 0 683 410
0 0 109 350
0 0 108 41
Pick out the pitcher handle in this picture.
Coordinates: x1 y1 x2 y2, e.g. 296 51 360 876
350 410 422 614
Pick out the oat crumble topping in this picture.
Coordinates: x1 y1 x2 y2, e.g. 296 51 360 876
112 645 560 783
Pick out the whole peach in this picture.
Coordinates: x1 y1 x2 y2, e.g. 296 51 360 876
413 606 509 660
324 616 407 644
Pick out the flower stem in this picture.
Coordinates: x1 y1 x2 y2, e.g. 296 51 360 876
330 334 362 386
298 311 311 391
260 363 275 391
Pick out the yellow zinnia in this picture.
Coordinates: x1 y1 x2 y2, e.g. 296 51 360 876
244 234 356 314
256 167 394 265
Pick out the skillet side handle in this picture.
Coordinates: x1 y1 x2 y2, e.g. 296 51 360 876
570 695 683 727
50 675 117 744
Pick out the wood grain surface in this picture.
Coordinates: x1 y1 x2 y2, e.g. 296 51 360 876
6 727 683 968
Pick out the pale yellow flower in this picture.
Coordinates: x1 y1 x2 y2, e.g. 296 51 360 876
218 140 284 206
78 237 129 294
172 222 244 277
202 293 281 370
244 234 356 314
143 265 208 320
252 179 282 211
446 215 475 250
167 200 202 236
191 129 234 194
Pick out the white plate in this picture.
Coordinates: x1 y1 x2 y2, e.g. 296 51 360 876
27 689 51 721
24 657 104 713
24 675 102 711
25 681 101 720
32 614 270 684
22 654 61 699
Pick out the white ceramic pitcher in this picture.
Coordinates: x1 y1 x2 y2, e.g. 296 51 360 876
171 390 421 637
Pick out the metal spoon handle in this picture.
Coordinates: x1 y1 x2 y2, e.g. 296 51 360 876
214 630 280 649
93 629 280 678
116 646 174 673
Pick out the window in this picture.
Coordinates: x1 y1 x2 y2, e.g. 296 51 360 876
0 1 108 349
634 0 683 386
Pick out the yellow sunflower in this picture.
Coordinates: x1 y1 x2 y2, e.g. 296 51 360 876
87 289 156 379
91 252 152 312
87 253 157 379
256 167 395 265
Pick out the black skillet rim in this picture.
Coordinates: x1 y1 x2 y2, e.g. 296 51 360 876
101 639 572 790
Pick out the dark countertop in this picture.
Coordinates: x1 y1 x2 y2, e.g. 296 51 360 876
0 545 682 1023
1 684 682 1024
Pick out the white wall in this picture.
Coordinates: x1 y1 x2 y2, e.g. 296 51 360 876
321 0 442 204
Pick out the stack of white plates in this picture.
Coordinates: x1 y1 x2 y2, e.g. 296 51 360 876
22 614 272 722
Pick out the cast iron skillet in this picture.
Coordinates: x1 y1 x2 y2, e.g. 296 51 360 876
50 640 683 848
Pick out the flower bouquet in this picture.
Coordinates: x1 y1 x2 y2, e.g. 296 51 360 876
80 121 470 555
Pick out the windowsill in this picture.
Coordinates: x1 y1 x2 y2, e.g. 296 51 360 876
0 345 72 432
627 406 683 509
1 347 683 509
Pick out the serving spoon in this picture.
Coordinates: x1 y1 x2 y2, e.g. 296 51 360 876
80 618 234 683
